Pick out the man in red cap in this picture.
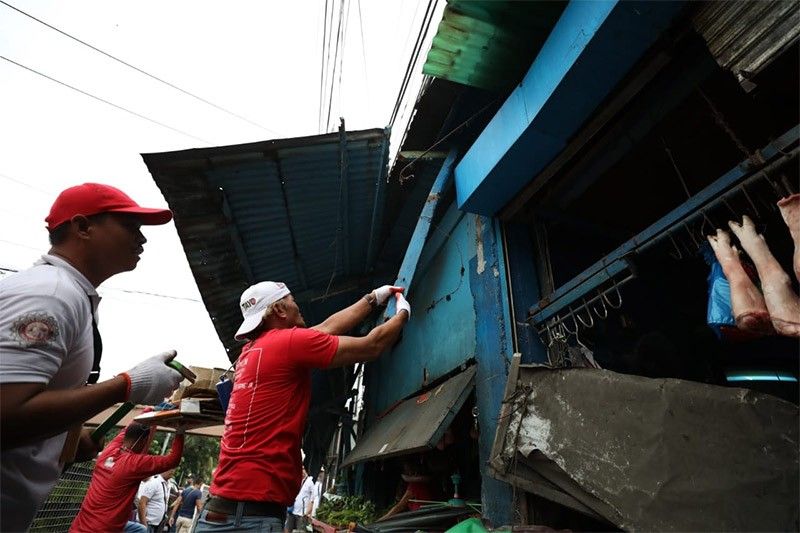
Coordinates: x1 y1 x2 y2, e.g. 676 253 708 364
0 183 186 532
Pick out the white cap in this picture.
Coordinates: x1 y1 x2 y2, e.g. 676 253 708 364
234 281 291 341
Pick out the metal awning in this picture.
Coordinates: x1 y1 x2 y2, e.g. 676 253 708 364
342 366 476 468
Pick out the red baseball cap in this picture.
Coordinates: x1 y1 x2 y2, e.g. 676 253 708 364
45 183 173 230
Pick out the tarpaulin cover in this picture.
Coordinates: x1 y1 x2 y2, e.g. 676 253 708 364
489 361 799 531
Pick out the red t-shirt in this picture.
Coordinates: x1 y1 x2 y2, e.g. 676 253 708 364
211 327 338 504
70 430 184 532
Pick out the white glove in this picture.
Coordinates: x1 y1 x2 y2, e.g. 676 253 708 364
122 350 184 406
372 285 404 306
394 292 411 318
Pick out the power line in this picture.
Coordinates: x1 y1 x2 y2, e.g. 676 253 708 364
0 55 212 144
0 0 281 137
389 0 437 129
318 0 331 133
0 172 53 196
356 0 371 118
325 0 346 133
0 266 201 302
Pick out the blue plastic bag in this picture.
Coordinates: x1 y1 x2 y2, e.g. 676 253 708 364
702 243 735 335
216 376 233 413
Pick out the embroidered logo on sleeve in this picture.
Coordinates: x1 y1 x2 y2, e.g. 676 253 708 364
10 313 60 347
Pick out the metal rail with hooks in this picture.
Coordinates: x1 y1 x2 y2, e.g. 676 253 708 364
527 125 799 330
536 272 634 359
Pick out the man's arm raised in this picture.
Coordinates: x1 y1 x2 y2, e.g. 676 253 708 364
328 293 410 368
314 285 403 336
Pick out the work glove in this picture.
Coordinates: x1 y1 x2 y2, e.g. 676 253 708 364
394 292 411 318
121 350 184 406
372 285 404 306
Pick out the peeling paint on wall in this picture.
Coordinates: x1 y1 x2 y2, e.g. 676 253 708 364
475 215 486 274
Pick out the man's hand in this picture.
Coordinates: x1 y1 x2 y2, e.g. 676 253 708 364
74 428 103 462
121 350 184 405
394 292 411 318
372 285 404 306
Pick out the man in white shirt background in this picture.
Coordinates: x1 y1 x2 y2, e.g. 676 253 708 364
138 468 176 532
311 469 325 518
285 468 315 533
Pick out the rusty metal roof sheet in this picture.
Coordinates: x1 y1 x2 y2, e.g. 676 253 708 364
142 128 390 360
341 365 476 468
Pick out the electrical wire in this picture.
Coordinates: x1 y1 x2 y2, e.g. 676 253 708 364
0 55 212 144
321 0 338 133
0 266 201 302
389 0 437 129
0 0 281 137
356 0 371 118
333 0 352 131
0 172 53 195
318 0 331 133
325 0 347 133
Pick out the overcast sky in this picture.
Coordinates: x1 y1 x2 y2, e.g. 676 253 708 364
0 0 443 379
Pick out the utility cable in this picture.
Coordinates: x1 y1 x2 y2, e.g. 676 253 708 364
318 0 330 133
0 0 281 136
0 266 201 302
321 0 338 133
389 0 429 128
356 0 371 118
335 0 351 130
389 0 436 129
0 55 212 144
325 0 346 133
0 172 53 195
390 0 436 126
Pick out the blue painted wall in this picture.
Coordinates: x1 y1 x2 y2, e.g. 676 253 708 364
469 215 514 525
368 203 477 415
455 0 686 215
365 201 514 524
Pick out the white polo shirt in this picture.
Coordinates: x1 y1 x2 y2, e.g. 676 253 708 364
0 254 99 531
137 475 169 525
292 476 316 517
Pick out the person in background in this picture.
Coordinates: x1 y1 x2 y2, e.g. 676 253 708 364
311 469 325 518
377 460 442 521
0 183 185 532
285 468 315 533
195 282 410 531
138 468 176 532
169 476 204 533
70 423 185 533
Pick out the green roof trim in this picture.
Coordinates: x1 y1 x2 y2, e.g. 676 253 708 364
423 0 566 91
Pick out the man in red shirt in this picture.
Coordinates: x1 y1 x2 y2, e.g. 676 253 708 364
196 282 411 532
70 422 185 533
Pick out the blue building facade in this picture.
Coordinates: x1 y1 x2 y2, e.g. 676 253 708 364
352 0 799 526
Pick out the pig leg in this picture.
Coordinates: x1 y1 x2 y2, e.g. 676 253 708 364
729 215 800 337
777 194 800 283
707 229 772 334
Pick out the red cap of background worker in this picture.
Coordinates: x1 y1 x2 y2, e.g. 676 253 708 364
45 183 173 230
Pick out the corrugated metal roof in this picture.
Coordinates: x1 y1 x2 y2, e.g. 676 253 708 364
693 0 800 87
341 365 476 467
142 128 390 360
422 0 566 91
